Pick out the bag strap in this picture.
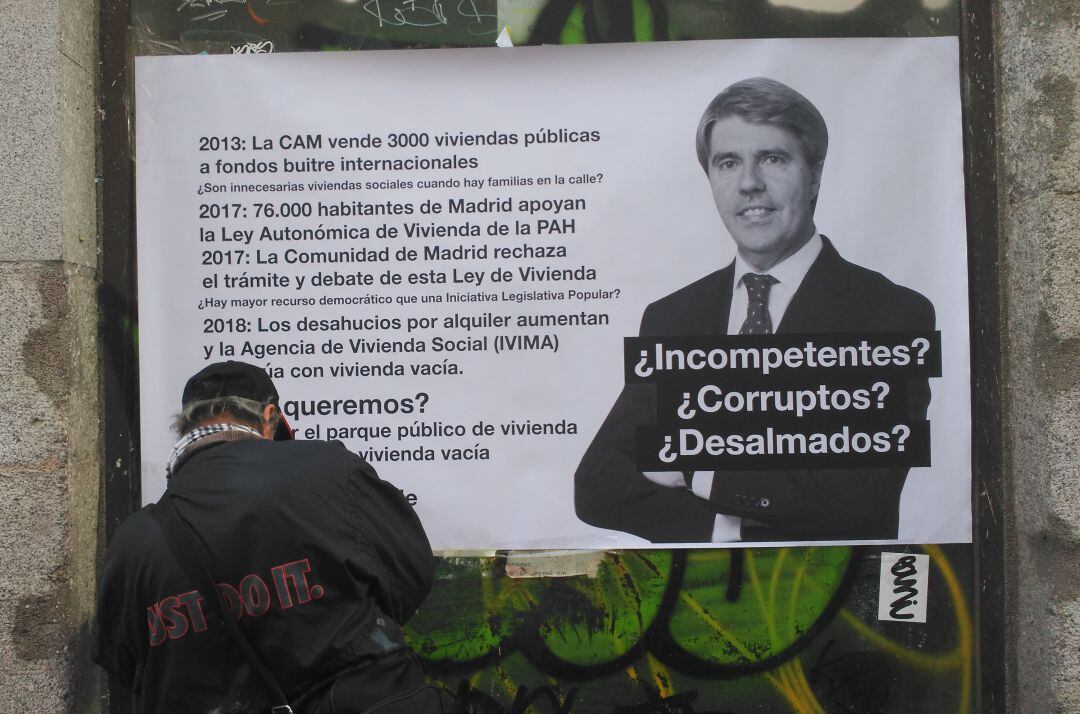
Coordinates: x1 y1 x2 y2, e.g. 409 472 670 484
149 496 295 714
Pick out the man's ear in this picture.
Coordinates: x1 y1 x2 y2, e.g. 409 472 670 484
810 161 824 199
260 403 277 439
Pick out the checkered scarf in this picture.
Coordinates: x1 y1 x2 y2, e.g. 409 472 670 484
166 423 264 476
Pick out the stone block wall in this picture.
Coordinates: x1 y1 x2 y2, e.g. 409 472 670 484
996 0 1080 711
0 0 103 709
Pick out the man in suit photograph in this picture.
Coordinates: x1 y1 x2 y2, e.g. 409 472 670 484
574 77 935 543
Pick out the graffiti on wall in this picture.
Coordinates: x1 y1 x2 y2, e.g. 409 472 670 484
131 0 960 55
406 545 971 712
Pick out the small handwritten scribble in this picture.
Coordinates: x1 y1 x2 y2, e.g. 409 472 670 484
191 9 229 21
363 0 449 28
457 0 497 34
178 0 246 22
232 40 274 53
178 0 246 11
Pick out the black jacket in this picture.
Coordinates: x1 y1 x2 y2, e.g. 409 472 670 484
574 238 935 542
94 438 435 713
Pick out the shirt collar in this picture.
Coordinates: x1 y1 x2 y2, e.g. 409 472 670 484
733 233 823 289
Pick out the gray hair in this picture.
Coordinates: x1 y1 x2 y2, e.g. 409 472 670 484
695 77 829 173
173 395 282 435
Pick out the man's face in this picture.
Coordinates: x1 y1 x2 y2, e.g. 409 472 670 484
706 116 821 271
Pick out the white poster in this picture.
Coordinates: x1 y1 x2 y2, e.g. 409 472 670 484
135 37 971 550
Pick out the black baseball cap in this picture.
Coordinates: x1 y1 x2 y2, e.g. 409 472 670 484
182 361 294 440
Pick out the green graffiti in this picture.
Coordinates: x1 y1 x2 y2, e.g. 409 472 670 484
407 546 971 712
407 557 519 664
668 548 851 666
535 551 672 666
632 0 655 42
559 4 587 45
406 548 852 677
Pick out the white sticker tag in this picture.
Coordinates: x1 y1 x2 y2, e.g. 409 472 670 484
878 552 930 623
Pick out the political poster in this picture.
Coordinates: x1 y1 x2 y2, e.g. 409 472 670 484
135 37 971 549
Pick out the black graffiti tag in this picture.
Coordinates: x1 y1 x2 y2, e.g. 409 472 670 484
888 555 920 620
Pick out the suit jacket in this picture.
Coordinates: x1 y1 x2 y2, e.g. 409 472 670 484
574 237 935 543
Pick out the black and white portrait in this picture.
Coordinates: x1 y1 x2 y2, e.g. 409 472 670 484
575 76 948 545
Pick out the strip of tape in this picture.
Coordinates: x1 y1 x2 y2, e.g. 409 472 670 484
505 550 607 578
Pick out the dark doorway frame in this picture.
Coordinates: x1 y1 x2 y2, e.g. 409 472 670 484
98 2 1003 711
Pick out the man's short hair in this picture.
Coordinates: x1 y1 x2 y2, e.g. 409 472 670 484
173 395 281 435
695 77 829 172
173 361 286 436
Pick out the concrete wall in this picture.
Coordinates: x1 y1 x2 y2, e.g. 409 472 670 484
996 0 1080 711
0 0 103 709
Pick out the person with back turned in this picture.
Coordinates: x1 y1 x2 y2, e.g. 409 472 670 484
574 77 935 544
94 360 446 712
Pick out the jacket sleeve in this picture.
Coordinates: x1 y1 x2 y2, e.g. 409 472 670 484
574 303 721 543
575 383 723 542
346 453 436 624
709 289 937 540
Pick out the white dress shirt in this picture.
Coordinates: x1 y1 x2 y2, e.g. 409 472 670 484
691 234 824 541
